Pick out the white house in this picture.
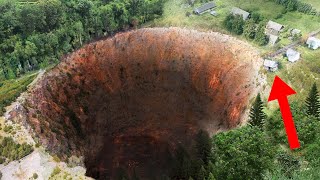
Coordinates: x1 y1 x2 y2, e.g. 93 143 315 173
286 48 300 62
269 34 279 46
306 37 320 50
264 59 278 72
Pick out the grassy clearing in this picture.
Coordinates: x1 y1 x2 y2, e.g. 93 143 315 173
0 73 37 115
150 0 285 31
302 0 320 10
149 0 227 32
266 45 320 106
276 12 320 35
150 0 320 49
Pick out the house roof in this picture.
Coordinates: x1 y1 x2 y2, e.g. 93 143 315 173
231 7 250 20
269 34 279 45
291 29 301 35
264 59 278 68
267 20 284 32
286 48 300 62
306 36 320 45
194 2 216 14
286 48 299 56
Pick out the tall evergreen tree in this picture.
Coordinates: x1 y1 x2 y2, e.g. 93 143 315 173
306 83 320 117
195 130 212 164
249 93 266 128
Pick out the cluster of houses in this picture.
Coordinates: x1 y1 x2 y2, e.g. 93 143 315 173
263 33 320 72
263 48 301 72
192 2 320 72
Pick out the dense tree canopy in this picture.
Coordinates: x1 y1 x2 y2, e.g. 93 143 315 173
0 0 164 80
213 126 275 180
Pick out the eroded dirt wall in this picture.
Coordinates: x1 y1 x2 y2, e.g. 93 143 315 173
23 27 263 179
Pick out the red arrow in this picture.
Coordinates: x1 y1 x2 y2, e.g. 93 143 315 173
268 76 300 149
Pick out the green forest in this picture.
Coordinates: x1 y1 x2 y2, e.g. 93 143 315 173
0 0 164 80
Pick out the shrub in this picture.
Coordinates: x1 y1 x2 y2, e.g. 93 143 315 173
3 125 13 133
0 137 33 162
0 157 5 164
33 173 38 179
51 167 61 177
52 155 60 162
212 126 275 179
276 151 301 178
223 14 245 35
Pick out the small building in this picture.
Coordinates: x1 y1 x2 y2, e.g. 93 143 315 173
194 2 216 14
266 20 284 35
291 29 301 36
210 10 218 16
264 59 278 72
230 7 250 20
269 34 279 46
286 48 300 62
306 36 320 50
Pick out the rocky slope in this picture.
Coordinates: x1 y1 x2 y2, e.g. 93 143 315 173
20 27 264 179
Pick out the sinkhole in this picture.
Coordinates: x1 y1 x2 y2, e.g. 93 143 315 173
24 28 263 179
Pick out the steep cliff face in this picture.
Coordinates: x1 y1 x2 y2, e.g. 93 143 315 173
24 28 263 179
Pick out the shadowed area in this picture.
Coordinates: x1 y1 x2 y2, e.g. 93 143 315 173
24 28 262 179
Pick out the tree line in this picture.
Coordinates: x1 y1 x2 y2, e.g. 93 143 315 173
272 0 318 15
223 13 269 46
0 0 164 80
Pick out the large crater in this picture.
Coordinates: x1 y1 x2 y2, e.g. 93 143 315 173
24 28 263 179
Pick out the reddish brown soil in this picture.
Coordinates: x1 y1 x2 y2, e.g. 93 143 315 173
24 28 263 179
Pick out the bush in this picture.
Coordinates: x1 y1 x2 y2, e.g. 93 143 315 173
0 137 33 162
276 151 301 178
33 173 38 179
51 167 61 177
212 126 275 179
0 157 5 164
3 125 13 133
265 109 287 145
223 14 245 35
304 137 320 167
250 12 263 23
52 155 60 162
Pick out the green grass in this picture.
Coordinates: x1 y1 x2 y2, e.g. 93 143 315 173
149 0 320 49
276 12 320 35
302 0 320 10
266 45 320 106
0 73 37 115
150 0 285 31
148 0 227 32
